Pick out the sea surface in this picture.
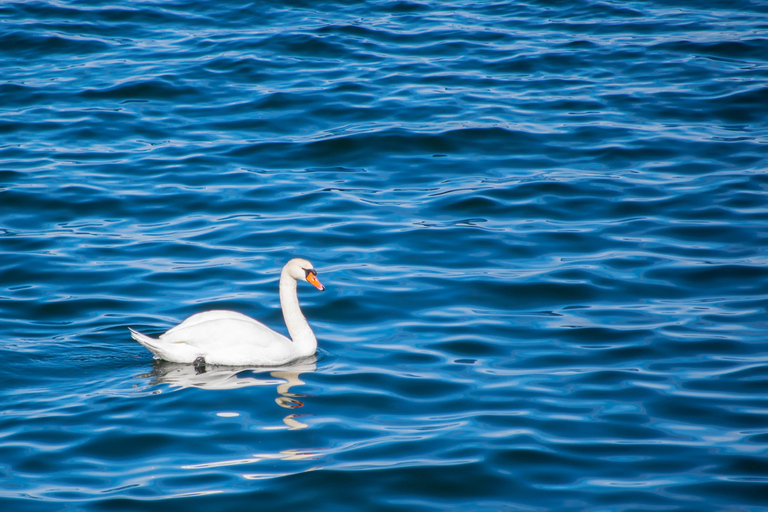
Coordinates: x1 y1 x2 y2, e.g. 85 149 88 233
2 1 768 510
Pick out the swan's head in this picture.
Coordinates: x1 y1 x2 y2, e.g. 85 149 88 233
285 258 325 291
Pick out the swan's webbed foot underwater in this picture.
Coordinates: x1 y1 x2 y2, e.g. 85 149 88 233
193 356 206 374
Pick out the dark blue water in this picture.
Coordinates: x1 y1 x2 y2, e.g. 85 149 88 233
2 0 768 510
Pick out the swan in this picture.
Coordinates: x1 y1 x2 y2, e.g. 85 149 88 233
129 258 325 366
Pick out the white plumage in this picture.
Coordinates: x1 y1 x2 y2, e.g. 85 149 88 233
129 258 325 366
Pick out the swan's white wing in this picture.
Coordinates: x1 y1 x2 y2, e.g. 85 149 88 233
164 310 264 337
162 318 288 349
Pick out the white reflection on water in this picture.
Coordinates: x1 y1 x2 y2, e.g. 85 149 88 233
135 356 318 429
133 357 325 480
182 449 323 470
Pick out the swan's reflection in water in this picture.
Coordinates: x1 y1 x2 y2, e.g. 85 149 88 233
136 355 318 428
135 356 324 477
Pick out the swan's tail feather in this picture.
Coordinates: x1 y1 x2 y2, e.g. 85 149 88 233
129 328 164 359
129 327 198 363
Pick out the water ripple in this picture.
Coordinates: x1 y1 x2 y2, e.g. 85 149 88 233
1 0 768 511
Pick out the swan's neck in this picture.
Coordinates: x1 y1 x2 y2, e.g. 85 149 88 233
279 272 317 355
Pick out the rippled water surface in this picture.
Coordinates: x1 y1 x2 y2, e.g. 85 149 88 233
2 0 768 510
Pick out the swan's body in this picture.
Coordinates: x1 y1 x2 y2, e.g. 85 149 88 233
129 258 325 366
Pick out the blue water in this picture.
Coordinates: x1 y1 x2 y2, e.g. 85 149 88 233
2 0 768 510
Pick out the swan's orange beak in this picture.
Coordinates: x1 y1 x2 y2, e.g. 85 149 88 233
307 273 325 291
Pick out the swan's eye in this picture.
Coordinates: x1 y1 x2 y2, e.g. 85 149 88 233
303 268 317 279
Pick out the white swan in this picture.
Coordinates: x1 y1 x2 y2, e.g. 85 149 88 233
129 258 325 366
